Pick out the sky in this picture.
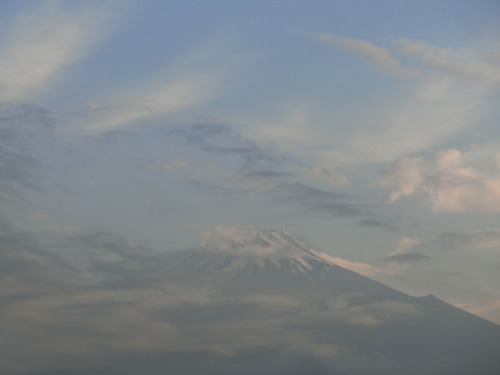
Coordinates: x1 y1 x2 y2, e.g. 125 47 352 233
1 1 500 368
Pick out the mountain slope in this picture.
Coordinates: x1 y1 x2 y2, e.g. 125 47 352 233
20 228 499 375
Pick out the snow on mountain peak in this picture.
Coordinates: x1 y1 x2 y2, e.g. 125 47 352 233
196 225 337 273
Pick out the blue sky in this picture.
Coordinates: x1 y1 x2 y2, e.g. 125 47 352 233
1 0 500 346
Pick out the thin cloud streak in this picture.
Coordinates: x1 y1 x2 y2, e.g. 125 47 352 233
396 39 500 84
84 74 220 132
311 33 419 78
438 228 500 250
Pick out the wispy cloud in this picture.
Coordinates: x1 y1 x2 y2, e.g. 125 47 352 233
325 256 402 277
298 166 349 188
167 123 282 170
438 228 500 250
85 74 220 132
383 237 429 264
311 33 419 78
81 33 250 133
323 77 485 164
378 149 500 212
310 35 493 164
450 298 500 317
312 33 500 85
0 2 116 102
396 39 500 84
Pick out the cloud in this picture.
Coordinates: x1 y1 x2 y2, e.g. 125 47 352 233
312 33 418 78
163 123 350 196
325 236 429 276
396 39 500 84
81 32 249 133
168 123 282 170
85 74 220 132
383 237 429 264
378 149 500 212
199 224 326 260
272 183 399 229
438 228 500 250
450 298 500 316
311 36 492 164
273 183 355 214
152 160 191 172
325 256 401 277
200 224 282 256
313 33 500 85
0 104 58 193
249 105 319 147
323 76 485 164
298 166 349 188
0 2 115 102
240 170 292 192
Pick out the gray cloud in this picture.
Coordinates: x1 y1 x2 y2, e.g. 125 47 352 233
272 183 398 226
356 218 399 231
383 252 430 264
168 123 285 170
0 104 56 192
437 229 500 250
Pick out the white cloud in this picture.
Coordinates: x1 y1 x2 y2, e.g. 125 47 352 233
383 237 428 265
200 225 290 257
0 3 115 102
326 256 403 277
379 149 500 212
312 33 418 78
396 39 500 84
386 237 420 257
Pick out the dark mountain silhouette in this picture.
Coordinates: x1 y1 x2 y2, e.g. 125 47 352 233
21 229 500 375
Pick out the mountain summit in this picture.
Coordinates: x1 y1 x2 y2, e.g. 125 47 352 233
183 228 338 275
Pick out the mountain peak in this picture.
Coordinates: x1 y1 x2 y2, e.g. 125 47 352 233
186 225 337 274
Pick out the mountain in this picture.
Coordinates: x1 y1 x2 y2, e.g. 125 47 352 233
20 229 500 375
148 229 500 375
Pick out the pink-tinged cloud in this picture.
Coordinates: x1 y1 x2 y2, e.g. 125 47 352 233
379 149 500 212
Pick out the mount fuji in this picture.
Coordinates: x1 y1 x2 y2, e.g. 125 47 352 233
23 227 500 375
144 227 500 375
